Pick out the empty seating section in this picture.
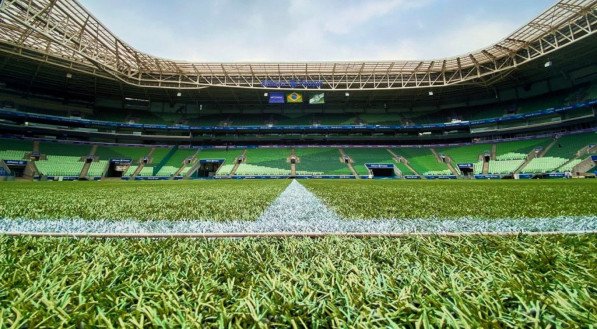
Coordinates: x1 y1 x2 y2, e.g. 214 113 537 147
197 149 242 176
344 148 396 175
87 161 108 177
140 147 171 176
558 159 582 172
36 156 83 176
40 142 90 157
237 148 291 176
496 152 527 161
295 148 352 175
393 148 451 176
437 144 490 164
394 162 414 175
137 166 155 176
235 164 290 176
0 139 32 160
547 132 596 158
495 138 551 159
35 142 90 176
488 160 524 175
522 157 568 173
125 165 138 176
155 148 197 177
95 146 150 162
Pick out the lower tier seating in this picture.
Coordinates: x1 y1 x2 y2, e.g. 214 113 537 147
35 156 83 176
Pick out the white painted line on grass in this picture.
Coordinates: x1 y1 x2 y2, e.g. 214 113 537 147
0 180 595 236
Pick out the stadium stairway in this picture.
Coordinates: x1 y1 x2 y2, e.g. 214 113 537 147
514 149 541 174
289 148 297 176
338 148 360 179
79 161 91 179
229 150 247 176
386 149 420 176
33 141 40 153
153 146 178 176
482 161 489 174
571 156 596 175
430 148 459 176
491 144 497 160
173 151 198 178
538 139 558 158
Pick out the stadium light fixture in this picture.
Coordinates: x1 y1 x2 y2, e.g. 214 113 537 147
428 91 434 96
176 92 182 97
345 92 350 97
264 92 268 97
544 60 552 68
66 73 72 79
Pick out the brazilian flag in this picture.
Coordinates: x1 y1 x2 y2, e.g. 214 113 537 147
286 92 303 103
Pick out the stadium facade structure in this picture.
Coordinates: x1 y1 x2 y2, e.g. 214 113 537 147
0 0 595 150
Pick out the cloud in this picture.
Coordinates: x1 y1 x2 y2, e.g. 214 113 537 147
79 0 552 62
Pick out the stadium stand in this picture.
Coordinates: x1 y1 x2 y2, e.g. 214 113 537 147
0 139 32 160
522 157 569 173
344 148 396 175
34 142 92 176
234 148 291 176
548 132 596 158
95 146 151 162
294 148 353 176
488 160 525 175
196 149 242 176
87 160 108 177
155 148 197 177
393 148 452 176
35 156 83 176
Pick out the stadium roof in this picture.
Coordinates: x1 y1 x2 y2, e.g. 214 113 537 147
0 0 595 91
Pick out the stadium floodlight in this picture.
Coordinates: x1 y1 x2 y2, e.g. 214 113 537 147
428 91 434 96
66 73 72 79
345 92 350 97
176 92 182 97
263 92 268 97
544 61 552 68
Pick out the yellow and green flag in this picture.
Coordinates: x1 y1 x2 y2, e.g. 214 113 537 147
286 92 303 103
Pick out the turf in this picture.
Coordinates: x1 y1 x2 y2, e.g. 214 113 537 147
0 180 289 221
0 235 595 327
302 180 597 219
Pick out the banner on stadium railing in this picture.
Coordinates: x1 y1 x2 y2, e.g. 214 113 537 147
457 163 474 169
4 160 27 165
268 92 285 104
286 92 303 103
199 159 224 164
110 158 132 165
309 93 325 104
365 163 394 169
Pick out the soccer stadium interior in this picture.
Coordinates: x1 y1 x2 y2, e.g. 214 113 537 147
0 0 595 182
1 0 597 327
0 2 596 182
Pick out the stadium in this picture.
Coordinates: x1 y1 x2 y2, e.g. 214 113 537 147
0 0 596 326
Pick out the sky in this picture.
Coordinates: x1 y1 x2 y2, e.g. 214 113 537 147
80 0 555 62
